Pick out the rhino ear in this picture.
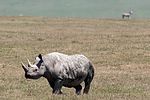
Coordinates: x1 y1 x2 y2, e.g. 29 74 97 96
38 54 43 60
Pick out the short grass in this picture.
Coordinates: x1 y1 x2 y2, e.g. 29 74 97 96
0 16 150 100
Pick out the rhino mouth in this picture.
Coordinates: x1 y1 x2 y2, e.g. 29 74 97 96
25 73 42 79
25 74 31 79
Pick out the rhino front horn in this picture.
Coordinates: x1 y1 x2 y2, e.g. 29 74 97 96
21 62 28 72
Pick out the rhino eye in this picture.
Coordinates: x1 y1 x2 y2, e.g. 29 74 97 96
33 69 38 72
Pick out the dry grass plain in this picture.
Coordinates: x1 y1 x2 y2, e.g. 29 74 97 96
1 17 150 100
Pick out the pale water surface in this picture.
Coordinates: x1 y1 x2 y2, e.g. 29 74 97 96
0 0 150 19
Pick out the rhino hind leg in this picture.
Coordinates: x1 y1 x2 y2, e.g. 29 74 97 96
52 79 63 94
83 77 91 94
74 85 82 95
83 64 94 94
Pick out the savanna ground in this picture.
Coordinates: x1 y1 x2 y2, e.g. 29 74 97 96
0 17 150 100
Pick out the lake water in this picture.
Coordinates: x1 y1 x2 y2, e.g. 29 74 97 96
0 0 150 19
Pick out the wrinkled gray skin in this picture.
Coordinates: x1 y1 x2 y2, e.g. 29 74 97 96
22 52 94 95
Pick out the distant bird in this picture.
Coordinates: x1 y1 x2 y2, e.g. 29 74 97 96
122 10 133 19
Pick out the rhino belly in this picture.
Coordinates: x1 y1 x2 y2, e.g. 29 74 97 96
63 76 86 87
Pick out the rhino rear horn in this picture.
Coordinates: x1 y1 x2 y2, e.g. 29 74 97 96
27 59 32 67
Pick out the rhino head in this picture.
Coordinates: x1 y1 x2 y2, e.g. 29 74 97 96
22 54 46 79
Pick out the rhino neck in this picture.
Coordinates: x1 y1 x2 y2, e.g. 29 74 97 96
43 70 55 88
42 65 49 77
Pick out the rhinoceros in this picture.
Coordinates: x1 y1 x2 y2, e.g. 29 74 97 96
21 52 94 95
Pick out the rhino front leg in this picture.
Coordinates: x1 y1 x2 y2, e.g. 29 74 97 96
52 79 63 94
